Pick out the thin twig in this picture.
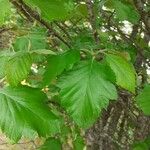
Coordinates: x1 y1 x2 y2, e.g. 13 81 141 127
86 0 100 44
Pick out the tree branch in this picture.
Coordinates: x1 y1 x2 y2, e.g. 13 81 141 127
10 0 71 48
133 0 150 34
86 0 100 44
54 21 72 40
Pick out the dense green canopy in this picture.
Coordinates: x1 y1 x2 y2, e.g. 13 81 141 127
0 0 149 149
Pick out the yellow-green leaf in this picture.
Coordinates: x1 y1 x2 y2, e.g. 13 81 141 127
6 52 32 86
105 53 136 93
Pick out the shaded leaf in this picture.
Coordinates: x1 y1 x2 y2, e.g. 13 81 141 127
0 0 11 25
74 135 85 150
105 0 139 23
136 84 150 115
0 55 8 78
40 138 61 150
31 49 56 55
132 136 150 150
42 50 80 86
24 0 74 21
13 27 48 52
6 52 32 86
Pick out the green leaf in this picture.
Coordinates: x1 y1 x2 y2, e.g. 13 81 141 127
6 52 32 86
40 138 61 150
0 86 59 142
74 135 85 150
136 85 150 115
133 142 149 150
73 32 96 50
57 60 117 128
132 136 150 150
105 53 136 93
24 0 74 21
105 0 139 23
0 0 11 25
13 27 48 52
73 3 88 18
0 55 8 78
0 51 15 78
13 36 29 52
42 50 80 86
31 49 56 55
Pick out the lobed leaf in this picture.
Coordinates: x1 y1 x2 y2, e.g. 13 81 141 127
57 60 117 128
0 86 59 142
